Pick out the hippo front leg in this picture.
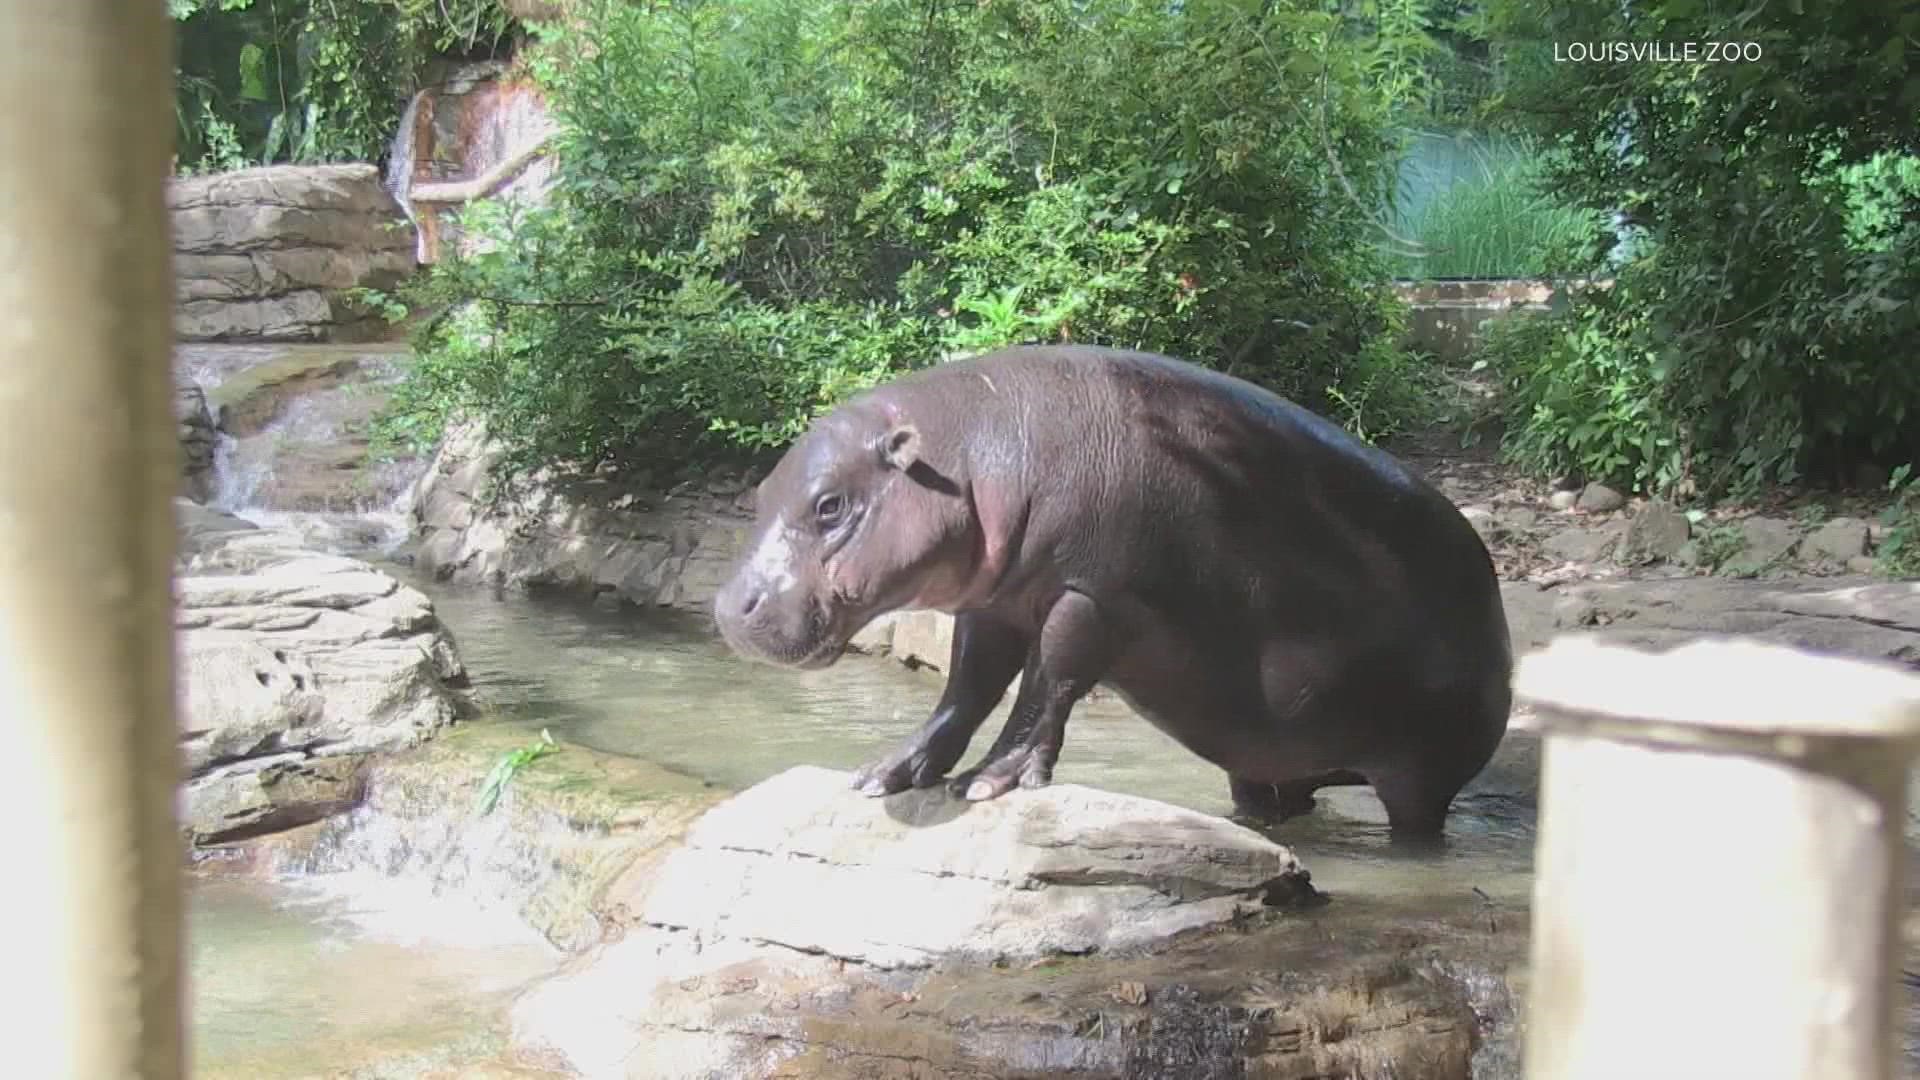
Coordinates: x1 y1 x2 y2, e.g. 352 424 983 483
949 590 1112 802
852 612 1028 796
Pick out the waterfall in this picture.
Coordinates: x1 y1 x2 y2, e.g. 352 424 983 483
266 796 560 952
255 755 627 955
189 347 431 561
385 86 428 264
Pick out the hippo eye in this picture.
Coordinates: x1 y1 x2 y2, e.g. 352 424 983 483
813 493 846 526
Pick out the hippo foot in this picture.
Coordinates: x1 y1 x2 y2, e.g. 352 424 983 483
946 744 1055 802
1227 800 1315 831
851 741 961 797
1228 775 1331 825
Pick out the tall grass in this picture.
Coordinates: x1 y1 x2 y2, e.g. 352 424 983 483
1386 134 1601 279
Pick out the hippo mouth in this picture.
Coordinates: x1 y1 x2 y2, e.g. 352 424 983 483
726 628 850 671
716 591 859 671
772 603 866 670
792 636 848 670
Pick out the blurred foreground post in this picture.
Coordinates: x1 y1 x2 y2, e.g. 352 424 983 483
0 3 184 1078
1516 636 1920 1080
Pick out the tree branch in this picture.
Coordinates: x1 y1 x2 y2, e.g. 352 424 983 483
408 132 557 205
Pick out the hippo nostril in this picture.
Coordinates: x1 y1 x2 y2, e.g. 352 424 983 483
739 588 767 619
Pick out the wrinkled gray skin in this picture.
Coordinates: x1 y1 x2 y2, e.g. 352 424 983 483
714 345 1512 837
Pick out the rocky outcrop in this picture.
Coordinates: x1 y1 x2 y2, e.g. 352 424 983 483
511 765 1505 1079
246 724 724 952
176 382 217 502
175 501 470 845
1458 495 1908 581
410 422 754 613
171 165 417 342
1499 576 1920 665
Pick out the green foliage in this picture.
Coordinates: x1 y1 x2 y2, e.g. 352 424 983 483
1479 293 1674 492
382 0 1427 472
1389 138 1606 278
1343 0 1498 128
171 0 516 170
1878 465 1920 579
181 101 252 175
1481 0 1920 498
1825 151 1920 256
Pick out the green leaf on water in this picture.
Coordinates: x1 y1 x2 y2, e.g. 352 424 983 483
474 728 560 816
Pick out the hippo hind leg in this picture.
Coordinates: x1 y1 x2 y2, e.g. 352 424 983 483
1366 767 1459 841
1229 770 1365 825
1369 677 1512 840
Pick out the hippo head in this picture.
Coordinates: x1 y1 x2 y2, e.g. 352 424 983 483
714 403 977 669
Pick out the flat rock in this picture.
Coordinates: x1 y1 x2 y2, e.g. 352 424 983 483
168 165 416 342
1459 505 1499 545
642 765 1313 970
173 501 469 845
1500 505 1540 532
509 767 1509 1080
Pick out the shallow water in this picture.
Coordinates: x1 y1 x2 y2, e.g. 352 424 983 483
188 875 558 1078
183 535 1535 1075
417 580 1543 907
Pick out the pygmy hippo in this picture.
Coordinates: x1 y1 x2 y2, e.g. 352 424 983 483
713 345 1512 837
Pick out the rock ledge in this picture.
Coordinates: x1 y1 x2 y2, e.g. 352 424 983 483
176 501 469 845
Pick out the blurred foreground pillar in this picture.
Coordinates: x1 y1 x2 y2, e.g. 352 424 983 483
0 3 184 1079
1516 636 1920 1080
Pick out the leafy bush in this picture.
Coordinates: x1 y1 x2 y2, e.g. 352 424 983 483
170 0 516 169
1879 464 1920 578
1478 288 1675 491
1479 0 1920 497
379 0 1429 473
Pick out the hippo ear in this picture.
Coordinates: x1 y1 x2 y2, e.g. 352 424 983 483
880 424 921 472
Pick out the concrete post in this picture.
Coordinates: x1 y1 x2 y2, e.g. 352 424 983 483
0 3 184 1079
1514 635 1920 1080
